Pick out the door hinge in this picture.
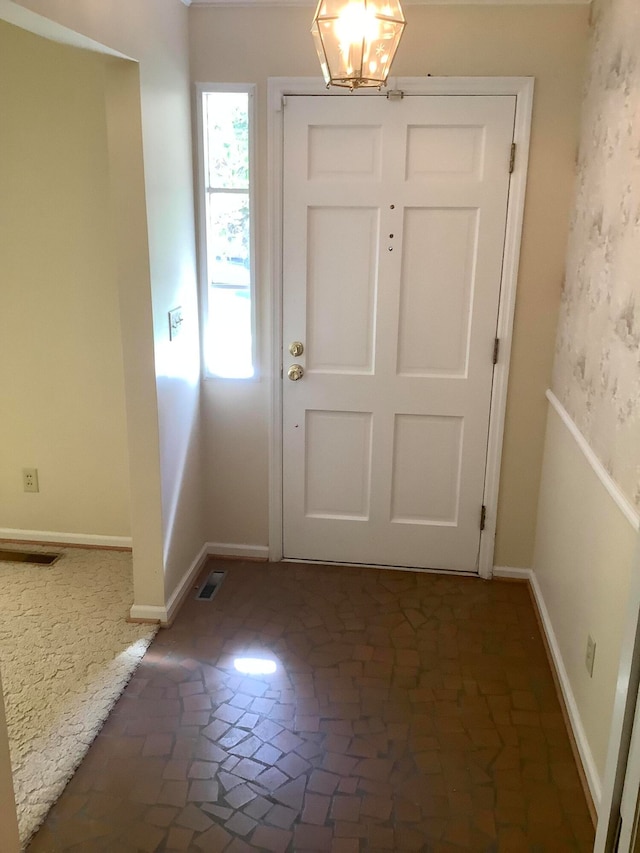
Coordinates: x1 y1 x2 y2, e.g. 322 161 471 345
493 338 500 365
509 143 516 174
480 505 487 531
386 89 404 101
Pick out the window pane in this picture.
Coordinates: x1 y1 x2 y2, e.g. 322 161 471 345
200 86 254 380
207 286 253 378
203 92 249 190
206 192 250 287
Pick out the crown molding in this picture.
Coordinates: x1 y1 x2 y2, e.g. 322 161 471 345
188 0 590 6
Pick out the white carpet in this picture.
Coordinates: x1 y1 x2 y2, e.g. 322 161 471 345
0 545 157 846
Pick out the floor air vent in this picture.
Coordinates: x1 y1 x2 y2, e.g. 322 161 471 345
0 549 61 566
196 570 226 601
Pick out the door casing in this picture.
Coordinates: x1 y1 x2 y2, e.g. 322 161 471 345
267 76 534 579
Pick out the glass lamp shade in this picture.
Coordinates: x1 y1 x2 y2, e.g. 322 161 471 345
311 0 406 90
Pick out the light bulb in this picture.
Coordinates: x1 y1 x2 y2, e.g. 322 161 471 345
334 3 381 47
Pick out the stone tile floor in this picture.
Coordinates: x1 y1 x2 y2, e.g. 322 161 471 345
28 560 595 851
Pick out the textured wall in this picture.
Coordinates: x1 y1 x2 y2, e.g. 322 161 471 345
553 0 640 508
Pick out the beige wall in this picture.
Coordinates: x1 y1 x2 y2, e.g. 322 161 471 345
533 402 636 793
190 5 590 564
103 56 166 606
0 21 131 539
4 0 206 608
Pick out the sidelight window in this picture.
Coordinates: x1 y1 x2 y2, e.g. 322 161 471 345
197 84 256 379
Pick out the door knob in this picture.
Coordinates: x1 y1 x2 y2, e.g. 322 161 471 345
289 341 304 357
288 364 304 381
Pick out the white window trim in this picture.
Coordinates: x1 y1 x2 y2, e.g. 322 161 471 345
195 82 258 381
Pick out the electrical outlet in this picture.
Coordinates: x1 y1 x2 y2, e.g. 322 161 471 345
586 635 596 678
22 468 39 493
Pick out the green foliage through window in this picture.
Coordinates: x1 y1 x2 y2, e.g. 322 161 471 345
200 88 254 379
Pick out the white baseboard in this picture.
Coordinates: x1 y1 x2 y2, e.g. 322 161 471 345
530 569 602 808
128 542 268 626
0 528 132 549
495 564 601 809
205 542 269 560
128 604 165 623
129 543 210 626
164 543 211 623
493 566 531 580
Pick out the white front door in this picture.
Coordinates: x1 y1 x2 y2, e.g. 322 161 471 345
282 94 515 572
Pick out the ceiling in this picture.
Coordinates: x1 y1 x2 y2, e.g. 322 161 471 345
183 0 590 6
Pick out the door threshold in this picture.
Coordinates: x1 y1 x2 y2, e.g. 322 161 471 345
281 558 479 578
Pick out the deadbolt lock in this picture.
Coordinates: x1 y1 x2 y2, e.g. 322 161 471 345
288 364 304 381
289 341 304 357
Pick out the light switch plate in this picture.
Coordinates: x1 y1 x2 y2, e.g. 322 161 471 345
168 307 184 341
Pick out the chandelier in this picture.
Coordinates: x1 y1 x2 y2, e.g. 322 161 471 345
311 0 406 90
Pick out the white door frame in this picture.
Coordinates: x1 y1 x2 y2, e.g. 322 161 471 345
267 76 534 579
595 534 640 851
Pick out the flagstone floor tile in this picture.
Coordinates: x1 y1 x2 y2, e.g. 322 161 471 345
28 560 595 851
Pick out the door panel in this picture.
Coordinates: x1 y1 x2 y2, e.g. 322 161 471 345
390 414 463 525
305 410 373 520
306 206 379 374
283 94 515 571
405 124 485 179
397 207 478 377
308 124 382 180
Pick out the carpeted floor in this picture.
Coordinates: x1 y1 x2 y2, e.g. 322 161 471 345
0 545 157 847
